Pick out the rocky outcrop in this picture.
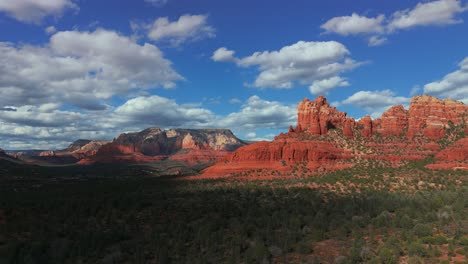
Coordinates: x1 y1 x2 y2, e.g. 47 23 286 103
296 96 348 135
359 116 373 137
407 95 467 139
203 95 468 177
228 139 351 163
426 138 468 170
92 128 246 164
343 118 354 138
39 150 56 157
374 105 408 136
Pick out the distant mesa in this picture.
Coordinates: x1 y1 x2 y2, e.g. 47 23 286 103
85 128 247 164
203 95 468 176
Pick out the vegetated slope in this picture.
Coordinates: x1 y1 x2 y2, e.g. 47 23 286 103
204 95 468 177
87 128 247 164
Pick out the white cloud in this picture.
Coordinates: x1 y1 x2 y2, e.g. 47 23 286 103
144 0 168 7
245 132 256 138
0 94 298 149
146 14 215 46
309 76 349 94
321 13 385 36
212 47 237 62
0 28 182 110
410 85 421 96
388 0 468 31
342 90 410 117
212 41 361 90
218 96 297 130
367 35 387 46
229 98 242 104
0 0 78 24
0 104 82 127
424 57 468 103
114 95 216 127
45 26 57 34
322 0 468 45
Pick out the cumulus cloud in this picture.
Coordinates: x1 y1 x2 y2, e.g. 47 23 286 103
144 0 168 7
0 28 182 110
218 96 297 130
229 98 242 104
388 0 467 31
145 14 215 46
321 13 385 36
114 95 216 127
309 76 349 94
0 0 78 24
212 47 237 62
367 35 387 46
45 26 57 34
0 94 297 149
342 90 410 117
322 0 468 46
424 57 468 103
212 41 361 90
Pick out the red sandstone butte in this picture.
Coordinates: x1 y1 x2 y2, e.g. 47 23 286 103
374 105 408 136
359 115 373 137
296 96 348 135
203 95 467 177
407 95 467 139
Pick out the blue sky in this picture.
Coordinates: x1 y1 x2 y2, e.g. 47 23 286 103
0 0 467 149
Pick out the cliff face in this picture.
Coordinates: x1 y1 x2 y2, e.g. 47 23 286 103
295 96 348 135
406 95 467 139
92 128 246 164
374 105 408 136
204 95 468 176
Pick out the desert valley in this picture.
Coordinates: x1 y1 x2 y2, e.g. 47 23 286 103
1 0 468 263
1 94 468 263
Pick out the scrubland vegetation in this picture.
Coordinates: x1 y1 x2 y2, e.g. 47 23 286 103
0 160 467 263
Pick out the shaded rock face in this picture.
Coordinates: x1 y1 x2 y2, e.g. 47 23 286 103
296 96 348 135
407 95 467 139
94 128 246 163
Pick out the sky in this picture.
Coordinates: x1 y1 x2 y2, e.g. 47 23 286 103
0 0 467 149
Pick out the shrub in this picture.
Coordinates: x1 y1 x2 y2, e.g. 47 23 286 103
412 224 432 237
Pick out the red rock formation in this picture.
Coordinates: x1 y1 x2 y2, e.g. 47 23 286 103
343 118 354 138
203 95 468 177
407 95 467 139
376 105 408 136
228 139 351 163
296 96 348 135
426 138 468 170
359 116 373 137
39 150 56 157
91 128 246 164
435 138 468 161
